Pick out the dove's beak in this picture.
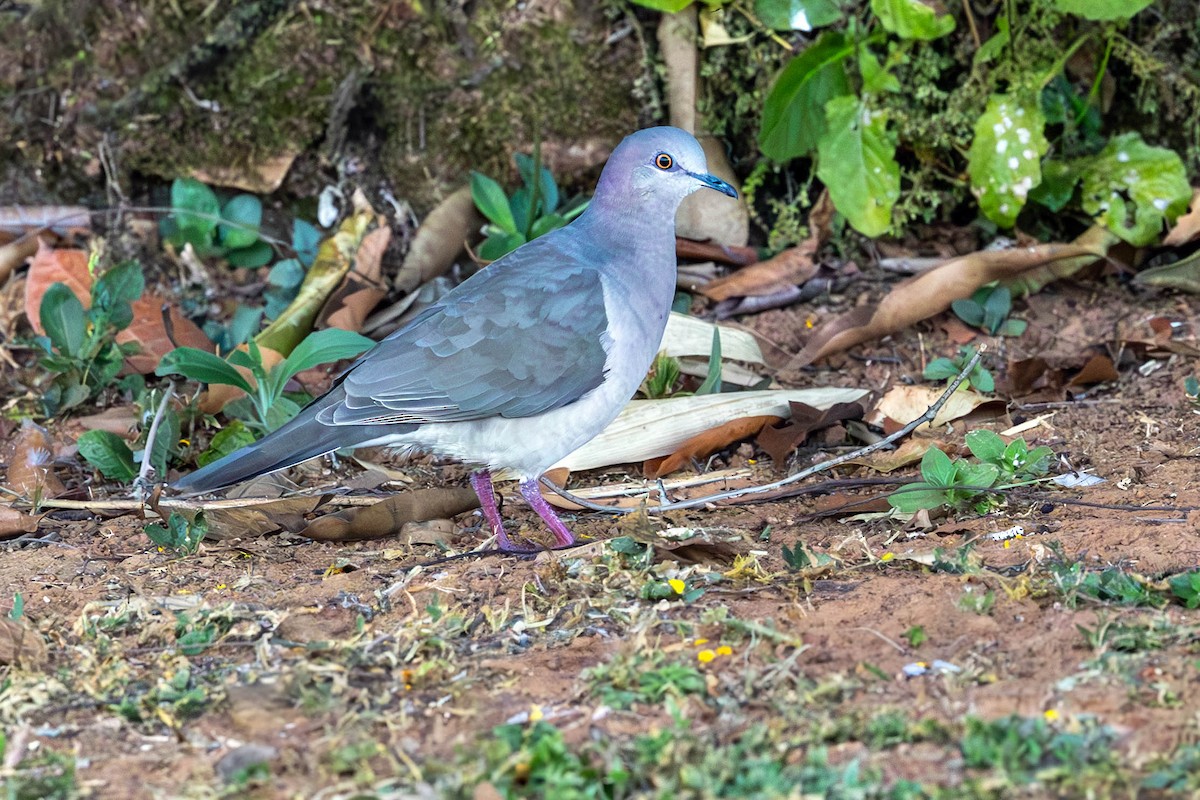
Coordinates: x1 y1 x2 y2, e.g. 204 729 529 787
689 171 738 199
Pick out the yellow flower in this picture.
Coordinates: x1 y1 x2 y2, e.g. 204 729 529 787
716 645 733 657
668 578 686 595
529 705 544 723
1043 709 1059 722
697 649 716 663
880 552 895 562
693 638 709 646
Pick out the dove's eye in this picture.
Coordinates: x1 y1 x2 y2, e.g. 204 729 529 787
654 153 674 170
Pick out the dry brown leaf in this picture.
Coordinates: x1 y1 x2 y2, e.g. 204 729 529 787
791 240 1104 367
1164 188 1200 247
844 438 943 472
300 487 479 541
756 401 864 465
23 239 91 333
0 506 42 538
395 186 481 293
319 225 390 332
700 238 818 301
73 406 139 438
202 496 326 540
119 291 214 373
675 238 757 266
0 618 47 669
0 236 39 286
190 152 298 194
870 385 1005 432
645 415 779 478
1067 354 1119 387
3 419 65 499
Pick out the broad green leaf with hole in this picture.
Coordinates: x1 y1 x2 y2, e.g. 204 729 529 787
218 195 262 250
871 0 955 40
1080 132 1191 246
40 283 87 357
157 347 253 393
759 31 853 162
968 94 1048 227
471 172 517 234
816 96 899 237
1053 0 1153 20
754 0 841 31
78 430 137 481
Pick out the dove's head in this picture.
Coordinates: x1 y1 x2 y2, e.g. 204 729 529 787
594 126 738 208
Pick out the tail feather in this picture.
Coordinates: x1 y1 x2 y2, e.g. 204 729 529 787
171 389 408 494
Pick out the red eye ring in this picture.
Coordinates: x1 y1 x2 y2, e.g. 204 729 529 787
655 153 673 170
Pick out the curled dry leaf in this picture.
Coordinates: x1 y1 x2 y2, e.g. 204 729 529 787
0 506 42 539
73 406 139 439
299 487 479 541
1163 188 1200 247
395 185 481 293
200 496 325 540
699 237 818 301
318 224 390 332
675 238 758 266
870 385 1005 433
644 415 780 478
755 401 864 465
791 238 1105 367
0 236 39 286
4 419 65 499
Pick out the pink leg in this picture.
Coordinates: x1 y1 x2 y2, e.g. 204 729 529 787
519 478 575 547
469 470 514 550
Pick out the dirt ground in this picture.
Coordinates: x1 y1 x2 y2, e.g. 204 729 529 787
4 276 1200 798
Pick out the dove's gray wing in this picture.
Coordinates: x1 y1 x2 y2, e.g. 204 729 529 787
322 245 611 427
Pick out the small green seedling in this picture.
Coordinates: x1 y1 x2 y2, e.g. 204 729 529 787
157 328 373 436
964 430 1055 482
951 285 1027 336
1168 571 1200 609
145 510 207 555
161 178 273 267
924 345 994 393
471 148 589 261
888 446 1000 514
1185 376 1200 409
34 258 144 413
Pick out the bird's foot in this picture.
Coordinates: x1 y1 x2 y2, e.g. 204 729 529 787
519 478 575 548
469 469 515 551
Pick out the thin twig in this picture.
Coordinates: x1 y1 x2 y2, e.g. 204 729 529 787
134 380 175 503
541 346 986 515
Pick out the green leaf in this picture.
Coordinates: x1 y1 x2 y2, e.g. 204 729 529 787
225 240 274 268
816 95 900 237
292 218 322 267
478 232 526 261
8 592 23 620
277 328 374 386
59 382 90 411
78 430 138 481
694 329 723 395
981 285 1011 332
969 364 995 393
471 172 518 233
967 93 1048 228
93 260 145 309
515 152 559 215
965 430 1006 463
157 347 253 393
859 48 900 94
1052 0 1153 21
923 358 960 380
754 0 841 31
889 484 952 512
265 395 303 432
998 318 1027 337
627 0 693 10
1080 132 1191 246
919 447 957 487
951 299 985 327
1029 159 1081 212
871 0 955 40
956 462 1000 491
268 258 306 288
529 214 568 240
218 194 262 250
40 283 87 357
169 178 220 245
759 31 853 162
973 17 1009 66
198 419 258 467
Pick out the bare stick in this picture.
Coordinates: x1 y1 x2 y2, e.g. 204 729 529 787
541 346 986 514
134 380 175 503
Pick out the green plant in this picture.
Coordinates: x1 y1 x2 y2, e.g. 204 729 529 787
8 592 24 620
0 728 77 800
957 586 996 615
585 651 706 709
903 625 926 648
964 430 1054 483
1185 376 1200 408
1143 743 1200 793
888 446 1000 514
145 510 207 555
951 285 1027 336
924 345 994 393
157 328 373 436
77 383 186 482
960 715 1118 785
1169 571 1200 609
161 178 273 267
471 148 588 261
641 352 683 398
782 542 838 571
34 257 143 413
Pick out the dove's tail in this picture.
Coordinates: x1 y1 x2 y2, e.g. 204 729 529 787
171 389 404 494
